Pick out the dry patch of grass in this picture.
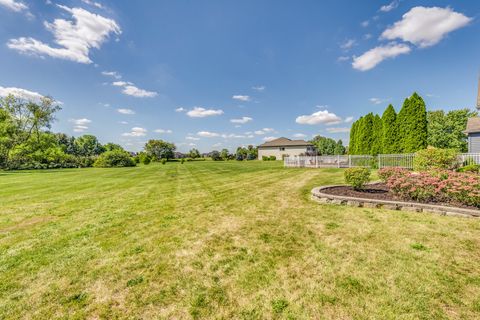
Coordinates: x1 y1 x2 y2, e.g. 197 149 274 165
0 162 479 319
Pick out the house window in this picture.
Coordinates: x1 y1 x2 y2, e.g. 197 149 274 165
279 147 285 151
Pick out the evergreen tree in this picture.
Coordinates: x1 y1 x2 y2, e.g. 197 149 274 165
403 93 428 152
396 97 410 152
357 113 374 154
349 120 358 154
381 104 398 153
370 114 383 155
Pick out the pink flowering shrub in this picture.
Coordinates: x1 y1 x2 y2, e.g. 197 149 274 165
378 167 409 183
385 169 480 208
387 172 442 202
436 171 480 207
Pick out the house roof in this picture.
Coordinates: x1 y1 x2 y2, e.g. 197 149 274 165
465 117 480 134
258 137 313 148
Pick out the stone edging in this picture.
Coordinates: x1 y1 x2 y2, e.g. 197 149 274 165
311 185 480 218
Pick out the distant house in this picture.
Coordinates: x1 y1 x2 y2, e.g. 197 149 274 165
465 78 480 153
257 137 315 159
465 117 480 153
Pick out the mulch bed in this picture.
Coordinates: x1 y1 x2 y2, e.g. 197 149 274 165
321 183 478 210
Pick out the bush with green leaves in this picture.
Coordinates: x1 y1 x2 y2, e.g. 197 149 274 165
413 147 458 171
93 150 136 168
262 156 269 161
161 158 167 165
344 167 371 190
269 155 277 161
458 164 480 173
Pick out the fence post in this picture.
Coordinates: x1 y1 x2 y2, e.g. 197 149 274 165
348 155 351 168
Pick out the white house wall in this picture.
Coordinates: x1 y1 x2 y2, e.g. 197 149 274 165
258 146 310 159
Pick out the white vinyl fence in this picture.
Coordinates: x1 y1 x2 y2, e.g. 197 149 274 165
284 153 480 169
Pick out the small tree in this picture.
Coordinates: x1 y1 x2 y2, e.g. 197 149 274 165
144 139 176 160
220 148 230 160
382 104 398 154
188 148 200 159
210 150 221 161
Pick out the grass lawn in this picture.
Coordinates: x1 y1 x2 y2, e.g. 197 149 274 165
1 161 480 319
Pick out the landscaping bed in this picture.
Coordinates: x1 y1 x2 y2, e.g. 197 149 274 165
321 182 479 211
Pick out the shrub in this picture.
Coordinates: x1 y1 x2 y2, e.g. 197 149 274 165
387 172 441 202
386 170 480 207
181 158 185 164
246 153 256 160
344 167 371 190
436 171 480 207
236 154 244 161
142 156 151 165
93 150 136 168
269 156 277 161
378 167 409 183
161 158 167 165
413 147 458 171
262 156 269 161
458 164 480 173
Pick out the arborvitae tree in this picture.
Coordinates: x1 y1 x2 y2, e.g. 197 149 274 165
370 114 383 155
381 104 398 153
402 93 427 152
357 113 374 154
349 120 358 155
396 97 410 153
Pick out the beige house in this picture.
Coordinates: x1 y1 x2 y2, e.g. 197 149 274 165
257 137 315 160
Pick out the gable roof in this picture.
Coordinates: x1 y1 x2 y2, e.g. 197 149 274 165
258 137 313 148
465 117 480 134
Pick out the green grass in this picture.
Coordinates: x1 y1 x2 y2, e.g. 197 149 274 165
1 161 480 319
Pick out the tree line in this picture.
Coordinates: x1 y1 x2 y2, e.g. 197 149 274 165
349 92 476 155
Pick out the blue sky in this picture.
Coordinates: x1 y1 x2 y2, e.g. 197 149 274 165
0 0 479 152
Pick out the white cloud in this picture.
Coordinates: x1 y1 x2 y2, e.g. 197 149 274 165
117 108 135 115
197 131 219 138
7 5 121 64
122 127 147 137
263 136 278 142
254 128 275 135
369 97 390 105
0 0 27 12
293 133 307 138
101 71 121 79
337 56 350 62
380 1 398 12
119 121 128 124
361 20 369 27
295 110 342 125
352 42 411 71
230 116 253 124
340 39 356 51
186 107 224 118
175 107 186 112
81 0 103 9
221 133 249 139
186 136 200 141
326 127 350 133
380 6 472 48
364 33 373 40
344 116 354 123
69 118 91 132
232 95 250 102
252 86 265 92
154 129 172 134
0 86 45 102
112 81 157 98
